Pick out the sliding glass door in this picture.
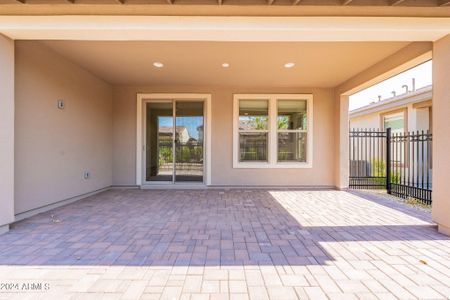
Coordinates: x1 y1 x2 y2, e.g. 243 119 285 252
175 101 204 182
145 100 204 183
145 102 174 182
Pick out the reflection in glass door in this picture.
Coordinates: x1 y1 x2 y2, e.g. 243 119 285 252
145 100 204 183
146 102 174 182
175 102 204 182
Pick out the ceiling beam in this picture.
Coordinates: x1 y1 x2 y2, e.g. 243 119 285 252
390 0 406 5
0 17 446 42
342 0 353 4
438 0 450 6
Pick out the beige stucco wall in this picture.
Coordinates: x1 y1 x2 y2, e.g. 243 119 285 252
414 107 431 131
113 86 336 187
350 114 380 129
0 34 15 231
14 41 113 215
333 95 349 189
432 34 450 235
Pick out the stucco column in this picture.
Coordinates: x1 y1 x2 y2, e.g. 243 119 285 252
335 94 349 189
432 34 450 236
0 34 15 234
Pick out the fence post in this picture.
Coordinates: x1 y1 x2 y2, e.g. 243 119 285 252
386 127 392 194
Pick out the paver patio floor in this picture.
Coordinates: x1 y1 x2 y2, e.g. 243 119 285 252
0 189 449 299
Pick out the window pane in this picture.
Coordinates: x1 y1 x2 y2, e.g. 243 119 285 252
239 133 268 162
239 100 269 130
384 112 404 134
278 132 307 162
277 100 307 130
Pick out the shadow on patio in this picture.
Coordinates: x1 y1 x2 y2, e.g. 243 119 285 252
0 189 447 267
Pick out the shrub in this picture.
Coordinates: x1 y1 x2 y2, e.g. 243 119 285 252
370 158 400 184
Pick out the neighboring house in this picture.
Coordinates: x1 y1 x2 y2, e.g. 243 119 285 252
0 2 449 235
350 85 434 196
159 125 191 144
350 85 432 133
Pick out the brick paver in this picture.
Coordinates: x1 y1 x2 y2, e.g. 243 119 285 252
0 189 449 299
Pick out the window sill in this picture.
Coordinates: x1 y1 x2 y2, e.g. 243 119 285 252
233 162 312 169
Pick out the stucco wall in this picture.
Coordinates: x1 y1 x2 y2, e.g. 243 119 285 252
0 35 15 229
432 34 450 235
350 114 380 129
14 41 113 214
333 94 349 189
113 86 336 187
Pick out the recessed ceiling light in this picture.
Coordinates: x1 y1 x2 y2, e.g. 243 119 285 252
222 63 230 68
284 62 295 68
153 62 164 68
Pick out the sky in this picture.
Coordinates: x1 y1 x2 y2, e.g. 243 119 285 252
349 60 432 111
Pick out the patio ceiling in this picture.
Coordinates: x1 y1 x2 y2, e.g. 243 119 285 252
38 40 410 87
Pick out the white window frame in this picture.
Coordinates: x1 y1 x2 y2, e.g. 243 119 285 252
233 94 313 169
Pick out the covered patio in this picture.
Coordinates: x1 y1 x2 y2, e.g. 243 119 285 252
1 3 450 299
0 189 449 299
0 6 449 230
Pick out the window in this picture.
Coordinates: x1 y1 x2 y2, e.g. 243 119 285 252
238 99 269 162
233 94 313 168
381 110 406 134
381 110 407 166
277 100 308 162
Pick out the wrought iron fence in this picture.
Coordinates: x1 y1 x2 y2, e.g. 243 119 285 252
389 130 432 204
349 128 433 204
349 129 387 189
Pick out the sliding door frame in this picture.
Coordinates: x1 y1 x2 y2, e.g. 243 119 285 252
136 93 212 187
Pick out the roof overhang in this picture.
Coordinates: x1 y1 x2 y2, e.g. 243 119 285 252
0 16 449 41
350 85 432 118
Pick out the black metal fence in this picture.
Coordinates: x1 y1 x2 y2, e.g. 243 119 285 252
349 128 433 204
349 129 387 189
